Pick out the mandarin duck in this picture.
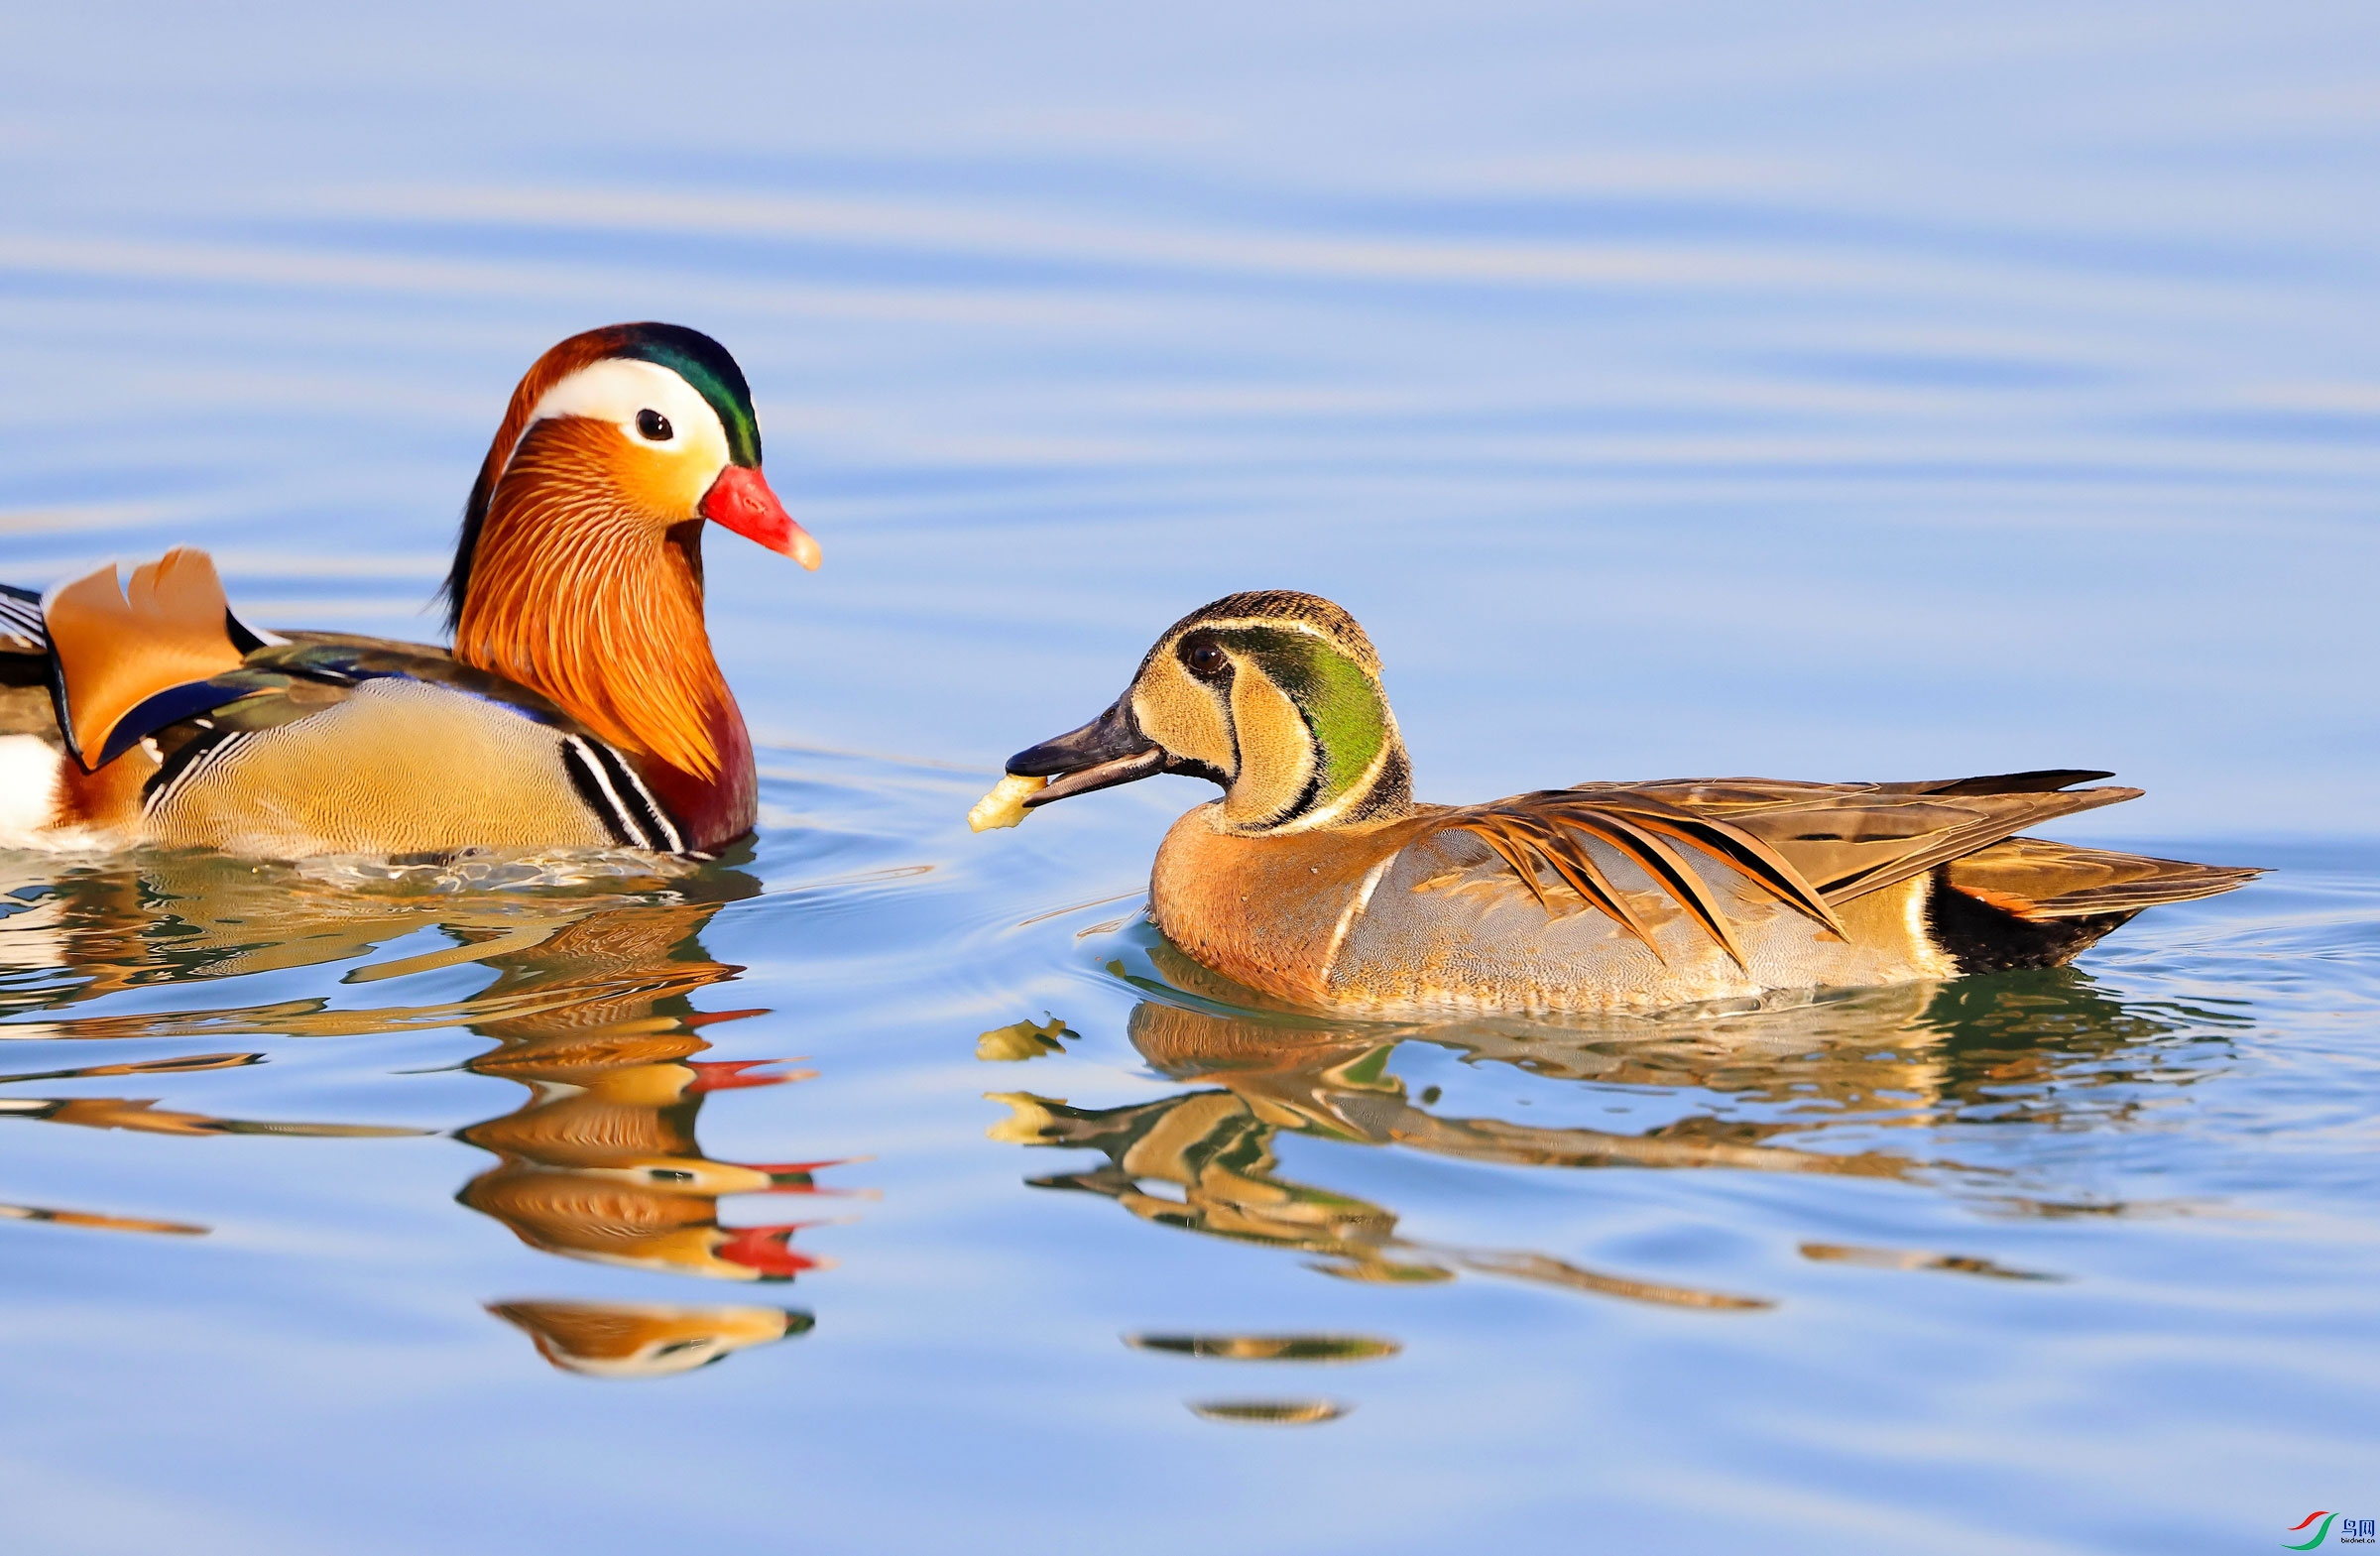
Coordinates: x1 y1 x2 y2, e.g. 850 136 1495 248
0 323 816 859
992 591 2259 1016
455 1043 837 1283
487 1299 811 1378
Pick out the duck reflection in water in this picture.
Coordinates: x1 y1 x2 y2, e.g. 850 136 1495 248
0 1035 427 1240
0 854 836 1374
0 1049 422 1140
995 1002 1784 1309
490 1300 813 1379
992 945 2237 1306
455 967 841 1284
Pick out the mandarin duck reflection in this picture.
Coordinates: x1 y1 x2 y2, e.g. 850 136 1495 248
489 1299 812 1378
433 895 847 1283
0 860 759 1032
458 1029 837 1282
0 323 816 858
0 870 852 1291
997 591 2258 1014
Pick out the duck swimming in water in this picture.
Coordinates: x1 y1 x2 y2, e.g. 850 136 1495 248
995 590 2258 1016
0 323 817 859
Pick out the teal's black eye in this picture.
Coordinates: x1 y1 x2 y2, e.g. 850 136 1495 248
1184 639 1228 677
636 409 673 441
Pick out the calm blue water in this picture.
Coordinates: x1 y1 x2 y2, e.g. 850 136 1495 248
1 4 2376 1552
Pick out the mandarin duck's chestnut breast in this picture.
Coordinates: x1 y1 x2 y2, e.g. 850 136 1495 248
984 590 2259 1015
0 323 817 859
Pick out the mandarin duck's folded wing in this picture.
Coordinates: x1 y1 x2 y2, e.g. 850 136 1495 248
0 584 46 657
0 585 57 756
9 552 690 857
40 549 261 767
139 642 689 856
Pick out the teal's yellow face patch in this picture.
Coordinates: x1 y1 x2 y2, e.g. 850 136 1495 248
1129 613 1401 833
1223 627 1386 808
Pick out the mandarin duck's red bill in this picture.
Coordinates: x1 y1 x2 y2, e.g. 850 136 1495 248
981 588 2262 1016
0 322 817 859
701 465 819 569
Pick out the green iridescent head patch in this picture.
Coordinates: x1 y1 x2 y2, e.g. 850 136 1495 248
618 323 763 468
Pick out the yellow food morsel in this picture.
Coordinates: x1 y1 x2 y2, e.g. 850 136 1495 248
968 773 1047 831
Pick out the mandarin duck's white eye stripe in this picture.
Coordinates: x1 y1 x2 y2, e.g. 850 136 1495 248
527 358 728 453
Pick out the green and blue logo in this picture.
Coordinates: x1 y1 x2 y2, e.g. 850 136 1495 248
2287 1511 2378 1548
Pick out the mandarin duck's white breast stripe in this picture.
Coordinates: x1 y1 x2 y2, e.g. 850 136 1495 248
605 750 685 854
559 736 685 853
560 736 651 849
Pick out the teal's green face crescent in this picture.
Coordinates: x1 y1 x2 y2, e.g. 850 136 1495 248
1216 625 1390 809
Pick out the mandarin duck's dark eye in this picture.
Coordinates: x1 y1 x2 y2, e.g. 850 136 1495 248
1185 640 1228 677
636 409 673 441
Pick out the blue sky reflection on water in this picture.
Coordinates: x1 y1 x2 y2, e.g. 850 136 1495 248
0 4 2376 1554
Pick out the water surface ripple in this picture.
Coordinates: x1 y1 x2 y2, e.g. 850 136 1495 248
1 4 2376 1553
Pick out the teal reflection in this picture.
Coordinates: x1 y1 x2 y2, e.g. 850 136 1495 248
993 943 2242 1307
